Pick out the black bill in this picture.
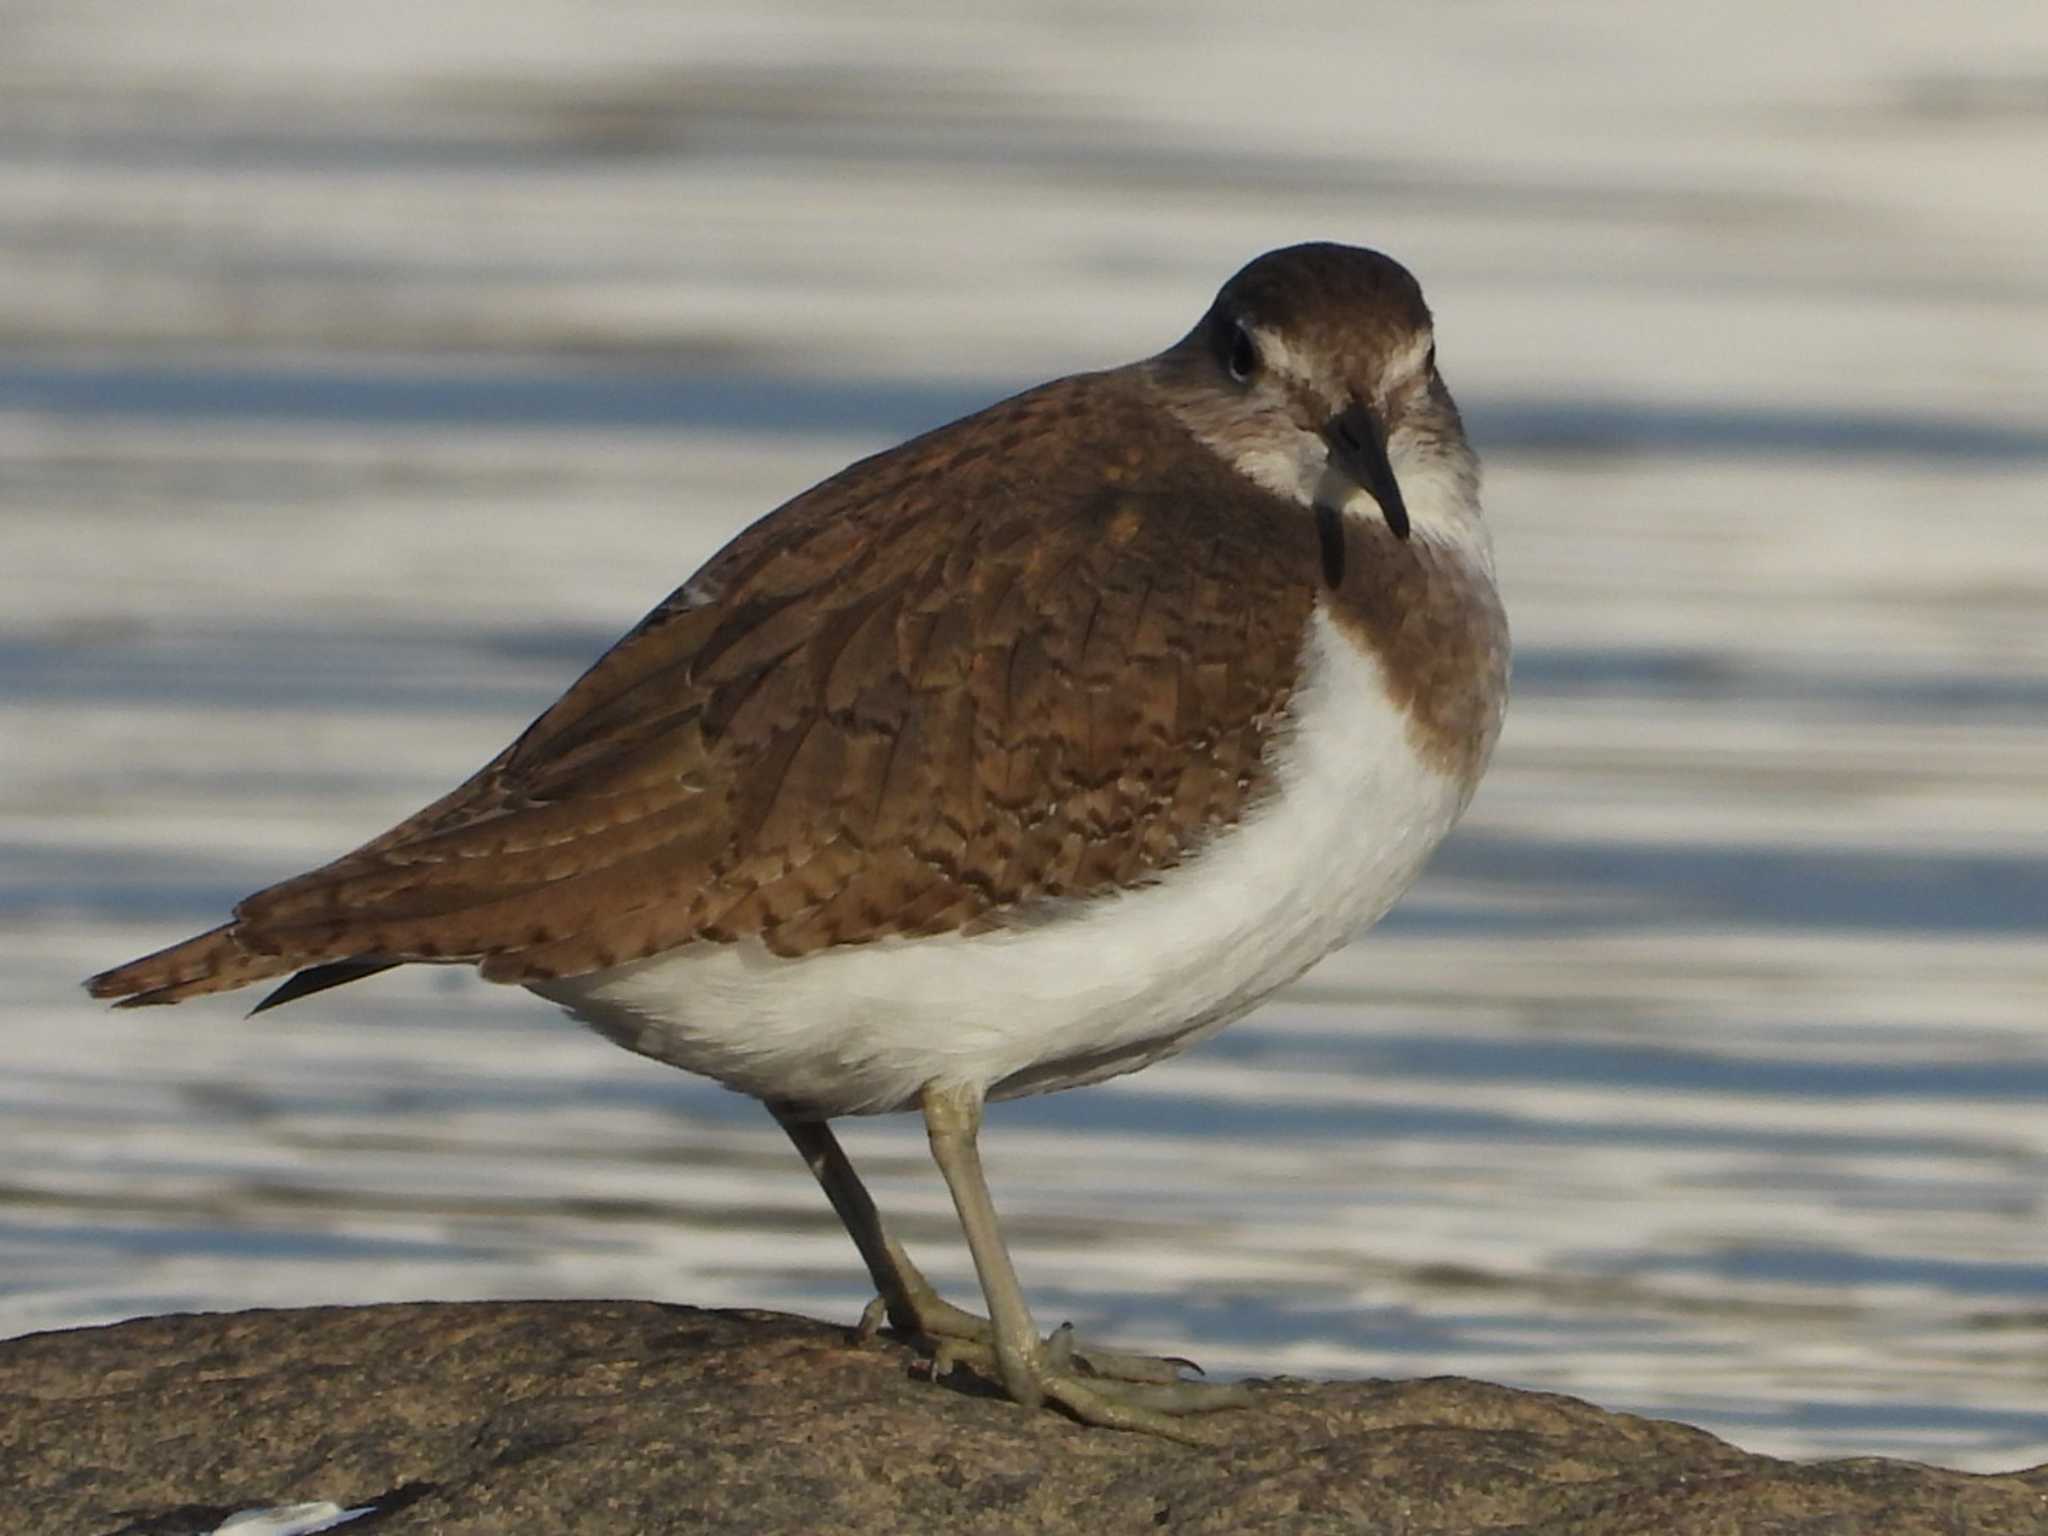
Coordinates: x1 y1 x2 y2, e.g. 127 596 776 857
1323 400 1410 540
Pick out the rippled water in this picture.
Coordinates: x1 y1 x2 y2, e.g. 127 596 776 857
5 0 2046 1474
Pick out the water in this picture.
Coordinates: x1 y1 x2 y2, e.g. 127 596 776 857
5 0 2047 1474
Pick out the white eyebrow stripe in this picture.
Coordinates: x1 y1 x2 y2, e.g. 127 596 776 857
1250 323 1436 404
1385 327 1436 385
1249 326 1317 390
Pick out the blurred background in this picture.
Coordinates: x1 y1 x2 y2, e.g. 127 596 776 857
5 0 2046 1470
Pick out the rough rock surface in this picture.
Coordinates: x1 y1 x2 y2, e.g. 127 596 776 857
5 1301 2044 1534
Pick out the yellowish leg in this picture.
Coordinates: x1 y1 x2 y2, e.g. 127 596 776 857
918 1081 1254 1441
772 1105 1200 1390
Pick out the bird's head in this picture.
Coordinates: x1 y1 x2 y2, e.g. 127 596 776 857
1153 242 1478 546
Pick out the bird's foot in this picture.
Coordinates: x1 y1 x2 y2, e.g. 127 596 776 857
945 1322 1252 1443
857 1290 1196 1384
1035 1369 1255 1444
855 1293 1250 1441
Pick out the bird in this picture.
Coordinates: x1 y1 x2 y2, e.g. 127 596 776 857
87 241 1510 1441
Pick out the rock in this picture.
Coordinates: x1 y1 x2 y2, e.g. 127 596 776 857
4 1301 2044 1534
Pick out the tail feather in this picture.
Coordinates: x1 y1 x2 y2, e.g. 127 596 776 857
87 924 303 1009
247 960 401 1016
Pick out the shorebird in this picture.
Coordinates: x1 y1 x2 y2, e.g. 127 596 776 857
89 242 1509 1440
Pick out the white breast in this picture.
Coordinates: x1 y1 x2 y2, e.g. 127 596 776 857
531 606 1469 1117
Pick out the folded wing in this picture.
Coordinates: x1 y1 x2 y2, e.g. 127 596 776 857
87 375 1320 1009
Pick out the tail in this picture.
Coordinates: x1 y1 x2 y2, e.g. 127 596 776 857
84 925 395 1012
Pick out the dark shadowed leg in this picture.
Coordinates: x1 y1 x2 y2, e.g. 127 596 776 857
773 1105 985 1341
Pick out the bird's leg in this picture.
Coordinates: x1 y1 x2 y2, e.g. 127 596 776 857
916 1081 1254 1441
773 1106 984 1341
771 1104 1195 1388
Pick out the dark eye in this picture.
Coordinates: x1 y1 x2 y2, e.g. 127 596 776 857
1227 322 1259 384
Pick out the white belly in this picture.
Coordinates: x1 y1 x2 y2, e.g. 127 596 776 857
531 606 1470 1117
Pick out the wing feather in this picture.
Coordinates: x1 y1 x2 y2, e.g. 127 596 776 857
87 371 1322 1006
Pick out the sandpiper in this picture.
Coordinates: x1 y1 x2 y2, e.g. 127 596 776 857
89 242 1510 1440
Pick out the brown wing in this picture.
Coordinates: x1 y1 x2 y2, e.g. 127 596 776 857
87 370 1322 1007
